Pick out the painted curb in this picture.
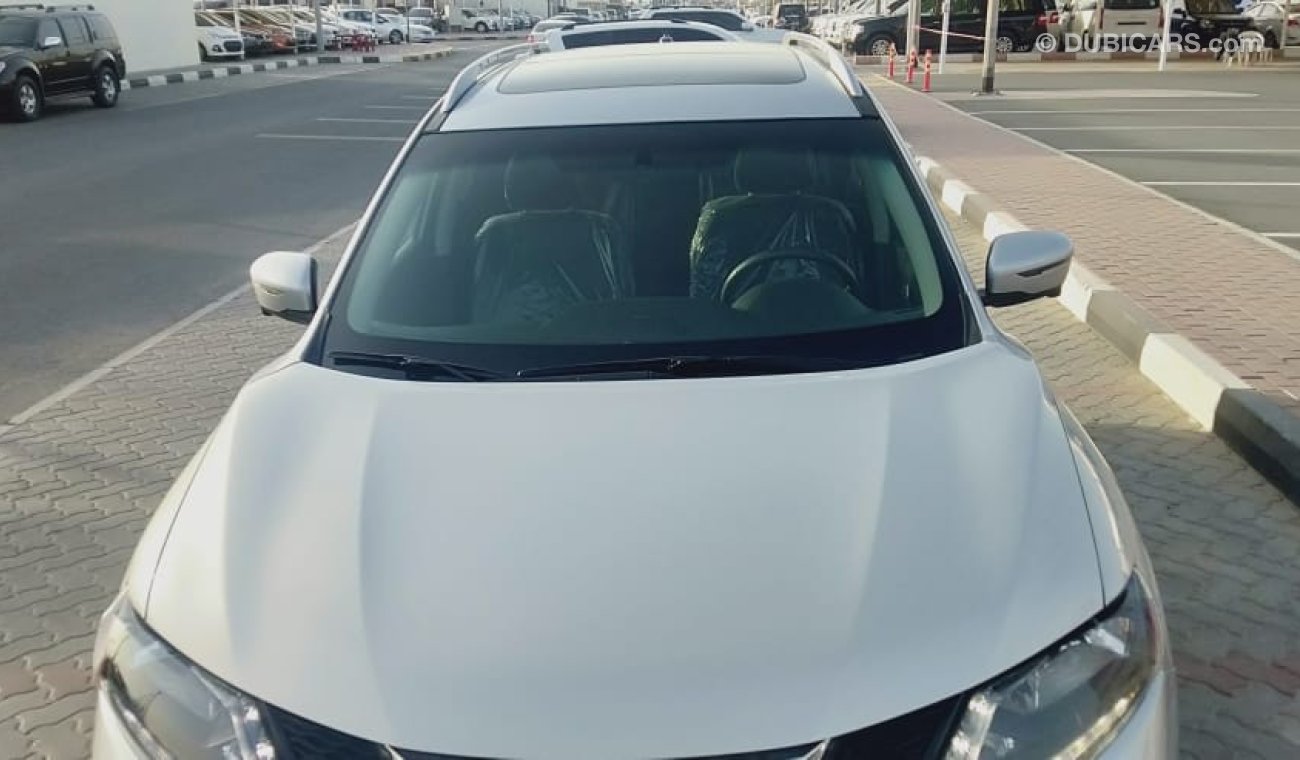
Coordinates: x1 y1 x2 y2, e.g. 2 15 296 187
122 47 456 91
915 157 1300 504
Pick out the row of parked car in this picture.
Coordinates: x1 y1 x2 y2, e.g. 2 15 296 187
191 3 548 62
806 0 1294 55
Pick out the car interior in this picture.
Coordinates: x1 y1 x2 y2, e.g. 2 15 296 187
343 123 948 345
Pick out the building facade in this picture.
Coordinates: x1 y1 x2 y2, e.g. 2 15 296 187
97 0 198 74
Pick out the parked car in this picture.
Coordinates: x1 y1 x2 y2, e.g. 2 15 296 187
645 6 787 40
92 36 1176 760
0 6 123 121
1169 0 1255 47
850 0 1050 55
544 18 740 48
775 2 810 30
339 8 434 43
1063 0 1163 43
406 6 449 32
1240 0 1298 44
195 12 245 60
209 10 296 53
458 7 501 31
528 15 589 42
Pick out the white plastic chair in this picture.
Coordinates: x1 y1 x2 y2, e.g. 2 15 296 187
1227 31 1270 66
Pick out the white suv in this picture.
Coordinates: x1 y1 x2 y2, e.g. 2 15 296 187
93 37 1175 760
544 19 740 48
458 7 501 32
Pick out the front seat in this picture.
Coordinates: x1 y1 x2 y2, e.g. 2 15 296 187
689 148 858 302
473 156 634 323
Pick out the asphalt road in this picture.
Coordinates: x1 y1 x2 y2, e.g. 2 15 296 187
920 63 1300 258
0 44 503 421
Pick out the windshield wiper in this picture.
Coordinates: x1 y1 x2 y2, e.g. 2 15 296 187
329 351 505 382
515 355 858 380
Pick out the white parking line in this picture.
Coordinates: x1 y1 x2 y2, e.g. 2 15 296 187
970 108 1300 115
317 117 419 124
1017 125 1300 131
401 95 437 100
1067 148 1300 154
256 133 406 142
1143 181 1300 187
1263 233 1300 239
366 105 427 110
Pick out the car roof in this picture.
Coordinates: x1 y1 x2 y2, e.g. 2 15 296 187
437 40 867 133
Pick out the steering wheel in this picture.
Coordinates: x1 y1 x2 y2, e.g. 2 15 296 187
720 249 859 306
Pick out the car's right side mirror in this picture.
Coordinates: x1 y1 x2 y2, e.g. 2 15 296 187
982 230 1073 307
250 251 318 324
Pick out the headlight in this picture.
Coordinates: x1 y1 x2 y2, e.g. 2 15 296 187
94 595 275 759
0 62 6 75
944 574 1158 759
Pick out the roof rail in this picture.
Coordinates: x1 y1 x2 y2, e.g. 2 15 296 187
0 2 95 10
441 43 540 114
782 32 864 99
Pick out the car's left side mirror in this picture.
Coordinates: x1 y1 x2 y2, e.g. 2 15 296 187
250 251 318 324
41 36 63 49
982 230 1072 307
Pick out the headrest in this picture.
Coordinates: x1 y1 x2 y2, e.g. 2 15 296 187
504 156 576 211
733 148 816 195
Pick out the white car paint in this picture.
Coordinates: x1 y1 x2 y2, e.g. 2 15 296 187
96 39 1174 760
195 24 243 60
138 343 1105 757
544 20 740 48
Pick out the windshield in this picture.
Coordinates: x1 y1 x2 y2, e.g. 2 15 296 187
1186 0 1237 12
0 17 36 46
322 119 972 379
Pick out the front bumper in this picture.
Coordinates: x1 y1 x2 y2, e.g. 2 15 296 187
1097 667 1178 758
92 667 1177 759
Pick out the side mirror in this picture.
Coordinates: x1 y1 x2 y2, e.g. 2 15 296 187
982 230 1072 307
250 251 318 324
41 36 63 49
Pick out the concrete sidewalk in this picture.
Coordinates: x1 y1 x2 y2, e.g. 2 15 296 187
868 72 1300 502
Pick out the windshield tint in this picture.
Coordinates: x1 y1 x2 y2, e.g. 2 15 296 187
1186 0 1237 12
0 17 36 46
322 119 972 379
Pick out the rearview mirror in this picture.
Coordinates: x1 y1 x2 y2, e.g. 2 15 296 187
982 230 1072 307
250 251 317 324
41 35 63 49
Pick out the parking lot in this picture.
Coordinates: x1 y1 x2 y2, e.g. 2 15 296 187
0 42 499 422
924 63 1300 256
2 39 1299 758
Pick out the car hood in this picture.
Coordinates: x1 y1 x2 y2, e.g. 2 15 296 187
143 342 1105 758
0 45 29 58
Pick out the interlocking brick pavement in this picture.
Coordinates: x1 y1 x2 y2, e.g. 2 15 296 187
870 75 1300 426
0 234 348 760
945 209 1300 759
0 211 1294 758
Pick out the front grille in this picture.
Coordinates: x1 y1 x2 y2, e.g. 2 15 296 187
263 694 966 760
223 40 242 52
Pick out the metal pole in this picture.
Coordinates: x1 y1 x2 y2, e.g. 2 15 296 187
978 0 999 93
1157 0 1174 70
1286 0 1294 55
905 0 921 59
939 0 950 72
232 0 242 38
314 0 325 51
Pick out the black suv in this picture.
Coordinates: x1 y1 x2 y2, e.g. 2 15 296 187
0 4 125 122
851 0 1049 55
